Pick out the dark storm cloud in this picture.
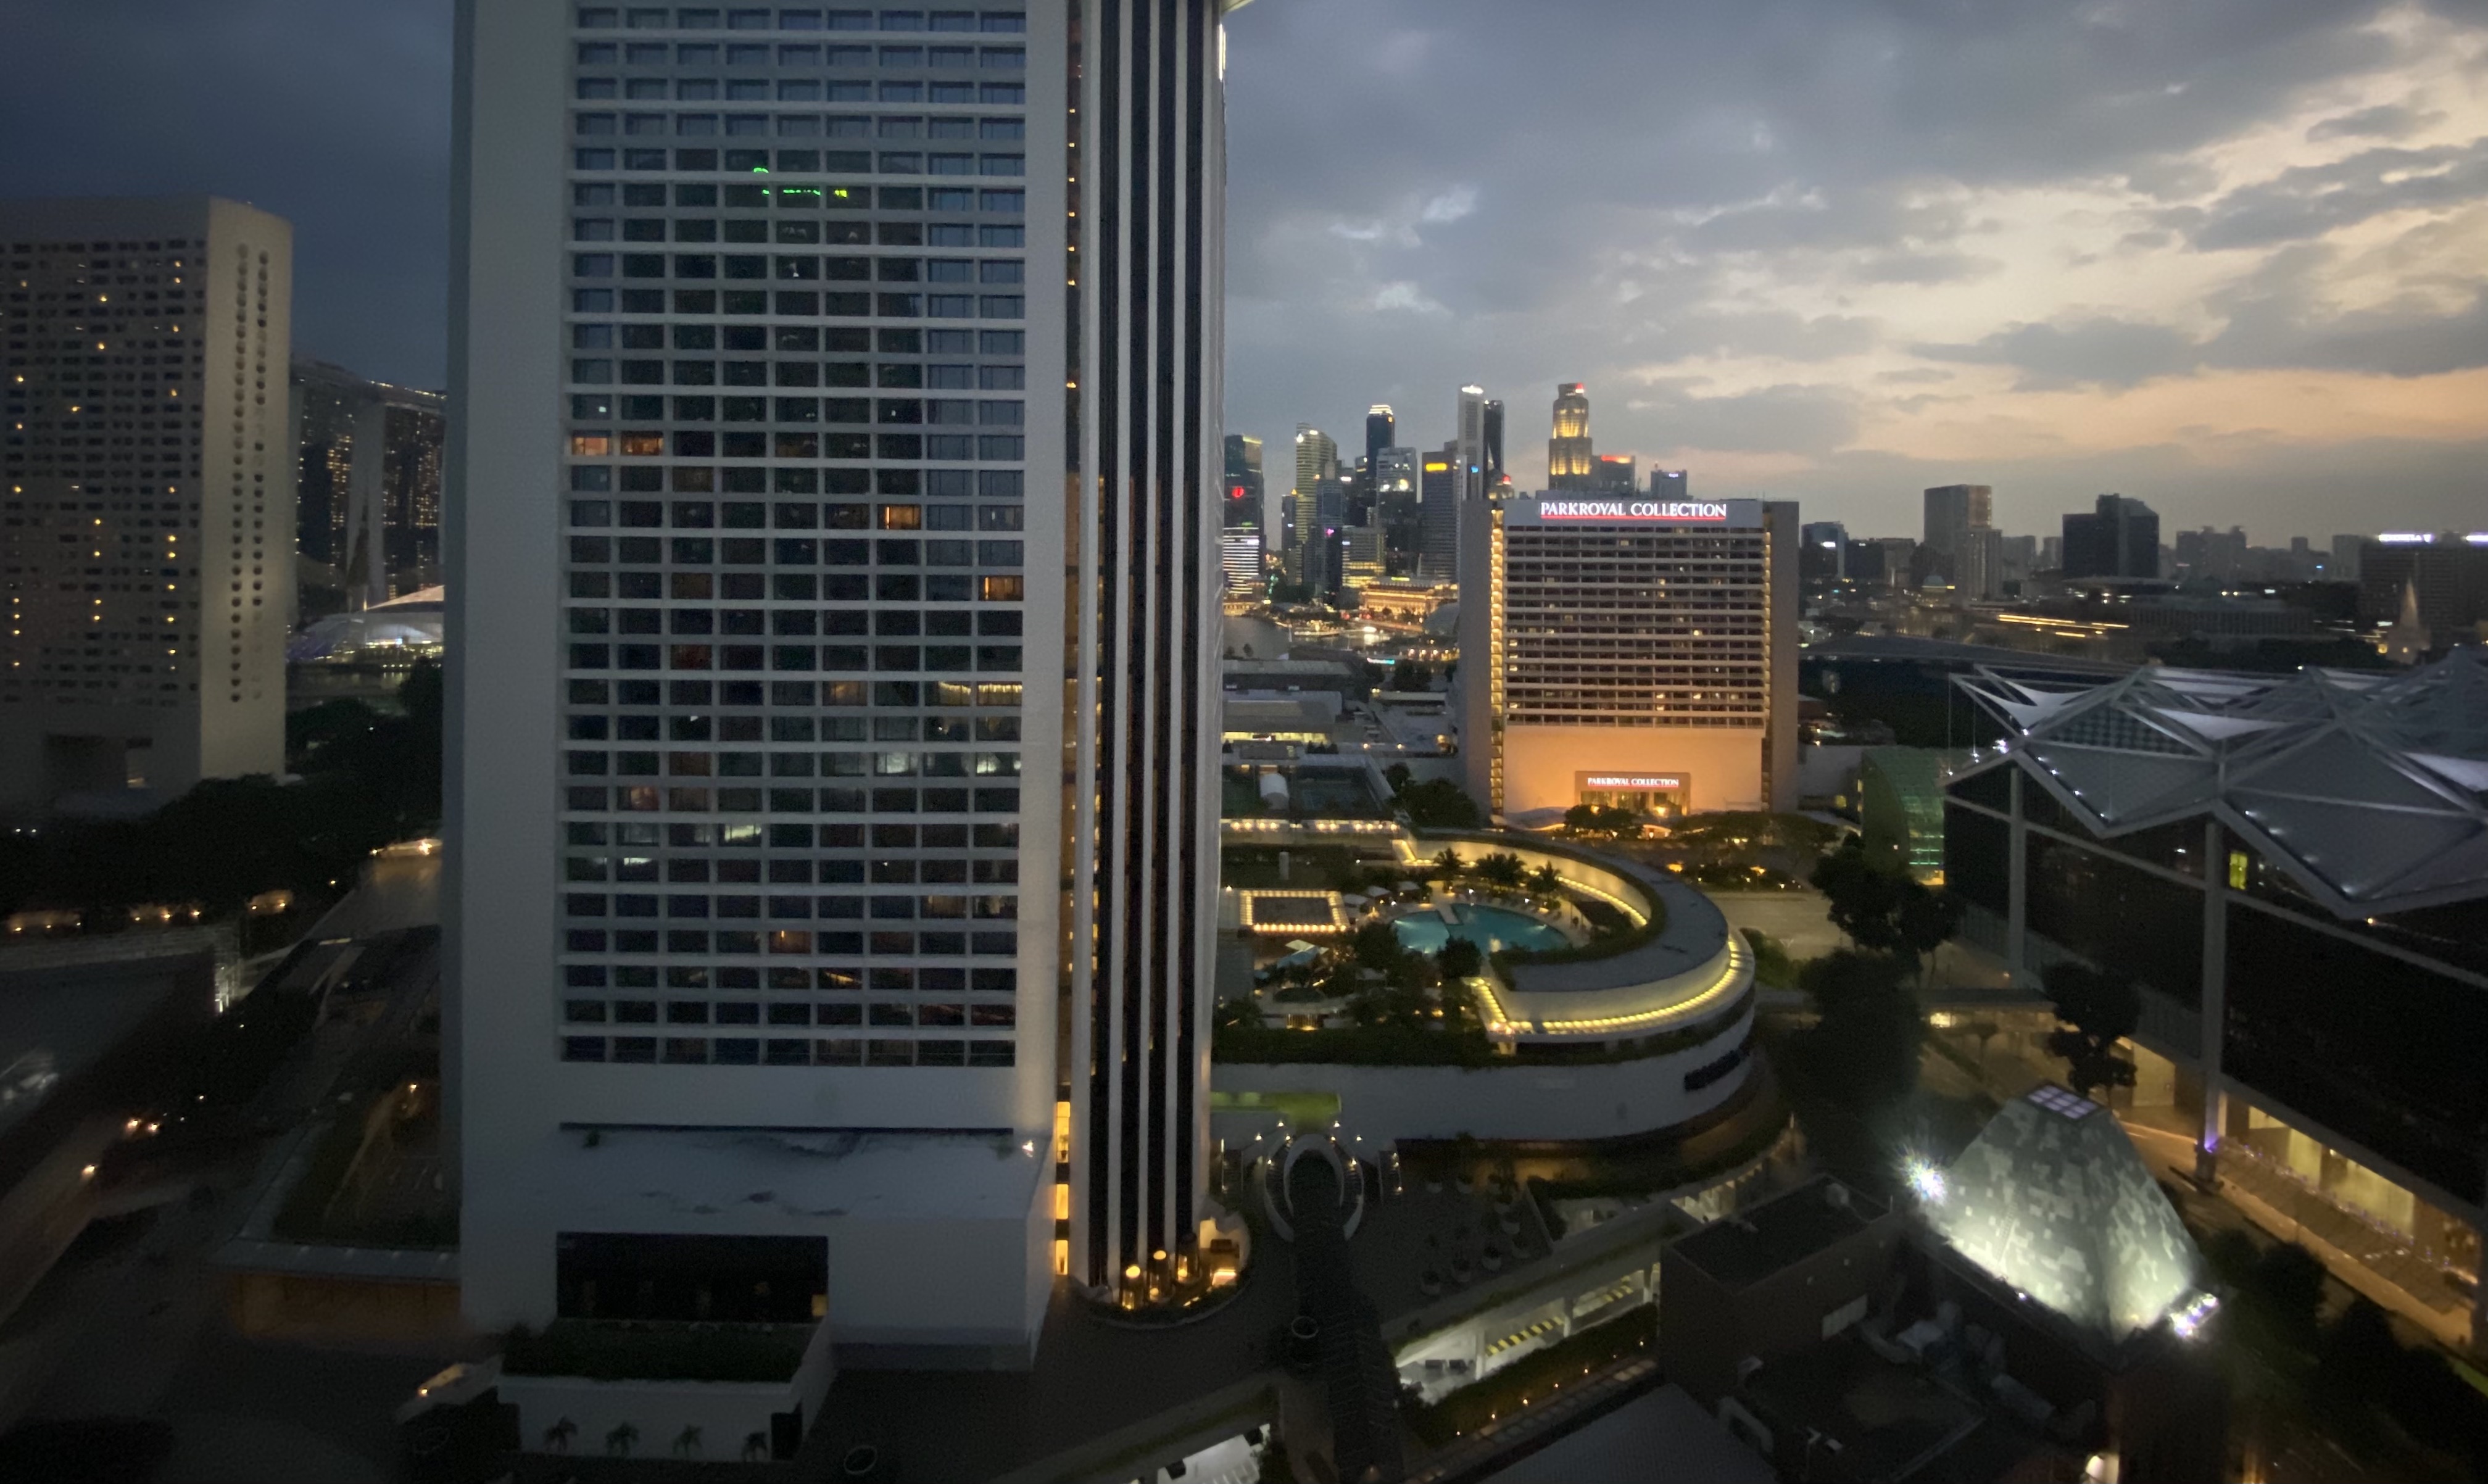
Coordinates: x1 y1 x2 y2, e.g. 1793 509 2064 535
0 0 452 386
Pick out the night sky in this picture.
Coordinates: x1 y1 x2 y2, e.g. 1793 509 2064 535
8 0 2482 538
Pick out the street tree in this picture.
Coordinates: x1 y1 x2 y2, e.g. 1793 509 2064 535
2041 961 2141 1099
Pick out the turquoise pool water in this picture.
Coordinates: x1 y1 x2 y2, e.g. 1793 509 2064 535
1391 904 1570 956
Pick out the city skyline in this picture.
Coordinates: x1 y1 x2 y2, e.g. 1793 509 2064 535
4 1 2482 540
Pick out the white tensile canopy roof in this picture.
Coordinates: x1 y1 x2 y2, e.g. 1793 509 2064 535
1953 647 2488 916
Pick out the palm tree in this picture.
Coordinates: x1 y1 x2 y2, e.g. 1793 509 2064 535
743 1431 771 1463
1475 852 1525 892
1527 863 1561 897
544 1417 577 1454
605 1422 639 1457
673 1424 705 1458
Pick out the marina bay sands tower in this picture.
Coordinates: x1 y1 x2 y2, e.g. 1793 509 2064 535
450 0 1237 1364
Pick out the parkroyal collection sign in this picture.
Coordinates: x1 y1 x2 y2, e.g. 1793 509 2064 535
1511 497 1762 528
1580 773 1687 791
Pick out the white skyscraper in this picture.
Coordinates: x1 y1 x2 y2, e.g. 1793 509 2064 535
449 0 1230 1377
0 196 292 810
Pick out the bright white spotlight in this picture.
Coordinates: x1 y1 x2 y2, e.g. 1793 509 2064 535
1904 1157 1947 1206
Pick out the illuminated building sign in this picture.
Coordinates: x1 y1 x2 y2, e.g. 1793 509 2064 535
2377 533 2434 545
1512 497 1760 528
1582 773 1686 790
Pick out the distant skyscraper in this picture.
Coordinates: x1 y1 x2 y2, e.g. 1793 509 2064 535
2062 494 2160 579
1417 446 1459 581
1546 383 1593 491
1800 520 1847 582
1481 399 1504 485
2329 534 2363 584
1364 405 1395 481
291 360 447 611
449 0 1233 1366
1921 484 1992 578
1291 424 1337 568
1374 446 1419 571
1590 454 1637 494
1223 432 1264 532
1651 469 1689 502
0 195 292 811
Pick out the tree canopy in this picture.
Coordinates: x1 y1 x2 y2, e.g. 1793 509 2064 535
2040 961 2141 1099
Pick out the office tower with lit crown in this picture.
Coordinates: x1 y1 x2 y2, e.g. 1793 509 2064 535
450 0 1231 1365
1588 452 1635 494
0 195 292 812
292 359 449 609
1545 381 1592 491
1416 443 1458 581
1461 491 1798 819
1920 483 1991 579
1480 397 1503 484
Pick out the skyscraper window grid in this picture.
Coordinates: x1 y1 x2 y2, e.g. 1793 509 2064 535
0 196 292 810
552 6 1035 1074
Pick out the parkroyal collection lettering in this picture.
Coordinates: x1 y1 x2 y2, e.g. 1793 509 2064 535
1537 500 1730 522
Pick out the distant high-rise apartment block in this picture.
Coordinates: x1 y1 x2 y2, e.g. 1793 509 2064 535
1957 526 2004 601
1462 493 1798 819
1920 484 1991 578
1222 432 1263 532
2062 494 2160 579
291 359 447 611
449 0 1231 1370
0 195 293 811
1545 381 1592 491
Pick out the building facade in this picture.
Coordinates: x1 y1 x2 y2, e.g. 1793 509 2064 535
1460 494 1798 820
1415 444 1457 581
1221 430 1261 534
449 0 1229 1365
2062 493 2159 580
0 195 292 812
1945 652 2488 1342
2357 532 2488 638
291 359 449 612
1920 483 1991 576
1289 422 1335 572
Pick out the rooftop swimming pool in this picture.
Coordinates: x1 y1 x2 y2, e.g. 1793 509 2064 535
1391 903 1570 956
